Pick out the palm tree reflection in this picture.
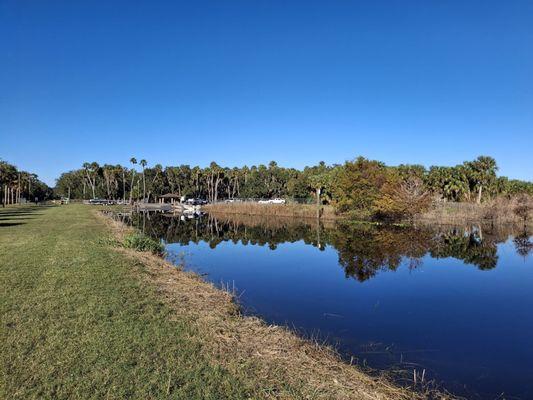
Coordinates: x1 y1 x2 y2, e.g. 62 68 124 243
129 212 527 282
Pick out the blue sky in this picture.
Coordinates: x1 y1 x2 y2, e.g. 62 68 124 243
1 0 532 185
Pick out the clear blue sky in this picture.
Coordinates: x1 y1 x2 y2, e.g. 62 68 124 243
1 0 532 185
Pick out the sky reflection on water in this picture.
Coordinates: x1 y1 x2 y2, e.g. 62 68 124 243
132 212 532 399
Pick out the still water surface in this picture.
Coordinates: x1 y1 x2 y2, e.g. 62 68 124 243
132 212 532 399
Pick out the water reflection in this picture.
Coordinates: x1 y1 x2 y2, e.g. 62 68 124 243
126 211 532 399
130 212 521 279
513 232 532 258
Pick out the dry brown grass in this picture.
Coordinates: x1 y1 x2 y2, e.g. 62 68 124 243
98 211 455 400
205 212 338 230
416 196 533 227
204 201 339 220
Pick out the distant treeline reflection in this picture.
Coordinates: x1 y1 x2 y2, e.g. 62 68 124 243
130 213 531 281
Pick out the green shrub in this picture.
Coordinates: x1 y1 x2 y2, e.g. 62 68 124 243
123 233 164 254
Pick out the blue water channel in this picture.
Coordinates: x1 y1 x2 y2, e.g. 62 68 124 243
134 212 533 399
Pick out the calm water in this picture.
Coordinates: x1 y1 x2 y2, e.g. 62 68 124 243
132 212 533 399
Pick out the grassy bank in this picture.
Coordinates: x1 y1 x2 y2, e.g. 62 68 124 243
416 196 532 226
204 201 338 220
1 204 445 399
1 205 252 399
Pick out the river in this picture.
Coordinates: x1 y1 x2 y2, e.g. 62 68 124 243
130 212 532 399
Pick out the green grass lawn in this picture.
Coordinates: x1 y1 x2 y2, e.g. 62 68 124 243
0 205 252 399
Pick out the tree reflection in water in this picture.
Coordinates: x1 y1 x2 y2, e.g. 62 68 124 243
513 231 532 258
129 212 529 281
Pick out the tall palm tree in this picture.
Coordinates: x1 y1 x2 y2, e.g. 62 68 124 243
121 166 126 204
464 156 498 204
140 159 147 202
0 161 17 205
129 157 137 203
82 162 99 199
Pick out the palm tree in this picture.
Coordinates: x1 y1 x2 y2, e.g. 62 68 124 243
0 161 17 205
309 173 329 207
465 156 498 203
140 159 147 202
82 162 99 199
121 166 126 204
129 157 137 203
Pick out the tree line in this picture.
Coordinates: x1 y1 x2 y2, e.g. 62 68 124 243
2 154 531 219
54 156 532 217
0 160 52 206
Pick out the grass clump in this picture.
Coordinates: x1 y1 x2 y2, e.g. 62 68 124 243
123 232 164 254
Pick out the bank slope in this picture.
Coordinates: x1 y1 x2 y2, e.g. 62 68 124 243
1 205 447 399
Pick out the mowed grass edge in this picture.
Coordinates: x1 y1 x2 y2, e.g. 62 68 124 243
0 205 252 399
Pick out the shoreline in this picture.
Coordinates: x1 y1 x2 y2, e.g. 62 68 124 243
203 200 532 228
203 202 340 220
100 209 454 399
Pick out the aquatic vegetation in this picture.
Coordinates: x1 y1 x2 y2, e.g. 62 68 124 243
123 232 164 254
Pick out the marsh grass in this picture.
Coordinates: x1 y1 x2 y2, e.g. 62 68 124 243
417 196 533 226
205 201 338 220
